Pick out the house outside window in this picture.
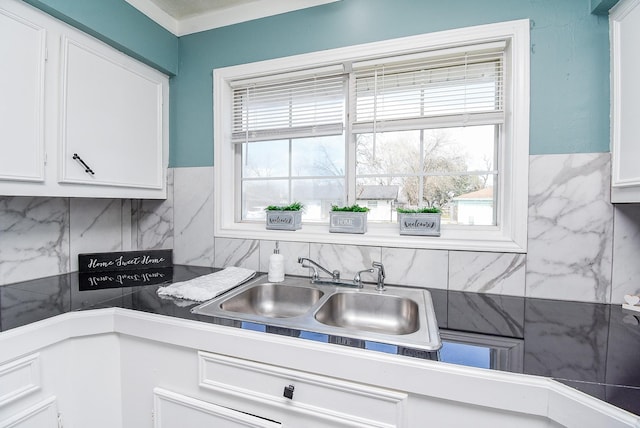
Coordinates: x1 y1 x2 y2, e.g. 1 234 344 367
214 20 529 252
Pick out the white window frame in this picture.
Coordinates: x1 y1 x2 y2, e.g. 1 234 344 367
213 19 529 252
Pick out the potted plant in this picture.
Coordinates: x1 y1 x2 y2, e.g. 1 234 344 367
265 202 303 231
397 207 441 236
329 204 369 234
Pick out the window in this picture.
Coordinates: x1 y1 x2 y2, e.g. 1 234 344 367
352 44 504 226
214 20 529 252
232 72 347 222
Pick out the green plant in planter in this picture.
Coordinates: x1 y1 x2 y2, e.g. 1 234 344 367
396 207 441 214
331 204 369 212
265 202 304 211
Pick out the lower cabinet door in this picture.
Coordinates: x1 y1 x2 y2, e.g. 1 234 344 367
0 397 58 428
153 388 281 428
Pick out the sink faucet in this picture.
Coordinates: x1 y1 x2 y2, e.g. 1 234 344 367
353 268 374 287
372 261 386 291
351 262 387 290
298 257 340 281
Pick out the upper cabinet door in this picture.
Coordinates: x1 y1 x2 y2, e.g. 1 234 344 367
0 7 46 183
0 0 168 199
611 0 640 202
59 36 165 191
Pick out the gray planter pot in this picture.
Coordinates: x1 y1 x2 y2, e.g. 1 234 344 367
398 213 441 236
329 211 367 234
265 210 302 230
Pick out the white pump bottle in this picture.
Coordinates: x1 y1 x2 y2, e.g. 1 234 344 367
268 241 285 282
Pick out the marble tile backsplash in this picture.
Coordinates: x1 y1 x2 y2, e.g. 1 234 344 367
69 198 123 272
526 153 614 303
173 167 214 266
2 154 640 305
0 197 69 284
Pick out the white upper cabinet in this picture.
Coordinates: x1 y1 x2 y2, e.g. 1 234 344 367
611 0 640 203
0 0 169 199
59 36 164 191
0 6 46 183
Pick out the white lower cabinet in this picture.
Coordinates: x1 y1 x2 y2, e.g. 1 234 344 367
196 351 407 428
0 354 58 428
153 388 281 428
0 397 58 428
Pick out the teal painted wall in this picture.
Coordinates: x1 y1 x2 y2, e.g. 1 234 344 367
23 0 178 75
172 0 611 167
591 0 620 15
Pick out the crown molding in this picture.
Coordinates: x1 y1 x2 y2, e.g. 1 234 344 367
125 0 341 36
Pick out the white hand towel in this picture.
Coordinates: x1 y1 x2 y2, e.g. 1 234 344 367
157 267 256 302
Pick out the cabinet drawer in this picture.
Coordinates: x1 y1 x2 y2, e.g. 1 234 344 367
0 354 40 408
0 396 57 428
153 388 280 428
198 351 406 427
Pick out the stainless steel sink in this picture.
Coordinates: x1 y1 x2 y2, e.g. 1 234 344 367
220 283 324 318
314 292 419 335
192 275 441 352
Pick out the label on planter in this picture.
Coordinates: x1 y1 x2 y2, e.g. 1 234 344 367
398 213 441 236
265 211 302 230
329 212 367 234
78 249 173 273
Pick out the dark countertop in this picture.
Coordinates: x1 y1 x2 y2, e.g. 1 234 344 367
1 265 639 416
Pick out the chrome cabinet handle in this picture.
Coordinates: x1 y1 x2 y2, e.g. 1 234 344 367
72 153 95 175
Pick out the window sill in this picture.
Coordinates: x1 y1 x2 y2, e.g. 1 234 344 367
213 221 526 253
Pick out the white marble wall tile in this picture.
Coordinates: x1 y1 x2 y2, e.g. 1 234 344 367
449 251 526 296
259 240 309 276
133 169 174 250
526 153 614 303
0 197 70 285
381 247 448 289
611 204 640 304
214 237 259 271
69 199 123 271
309 243 381 280
173 167 214 267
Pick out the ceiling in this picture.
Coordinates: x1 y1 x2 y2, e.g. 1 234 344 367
125 0 341 36
145 0 258 20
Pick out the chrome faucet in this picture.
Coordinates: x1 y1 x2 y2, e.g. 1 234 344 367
372 261 386 291
298 257 387 290
298 257 340 281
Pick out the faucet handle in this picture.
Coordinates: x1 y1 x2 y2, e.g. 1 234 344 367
298 257 319 280
353 268 374 287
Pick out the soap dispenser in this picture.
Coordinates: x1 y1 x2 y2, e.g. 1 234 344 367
268 241 285 282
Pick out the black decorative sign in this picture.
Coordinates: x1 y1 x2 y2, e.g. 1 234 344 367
78 267 174 290
78 249 173 273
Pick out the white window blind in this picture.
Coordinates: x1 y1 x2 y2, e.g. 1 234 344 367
231 73 347 143
352 42 505 133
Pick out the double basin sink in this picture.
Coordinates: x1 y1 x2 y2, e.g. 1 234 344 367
192 275 441 352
